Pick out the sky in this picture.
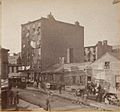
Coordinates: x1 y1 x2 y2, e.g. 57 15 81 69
1 0 120 53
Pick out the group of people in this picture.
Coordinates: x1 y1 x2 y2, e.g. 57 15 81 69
87 82 106 102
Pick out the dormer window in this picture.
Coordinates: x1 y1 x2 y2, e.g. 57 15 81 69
104 62 110 69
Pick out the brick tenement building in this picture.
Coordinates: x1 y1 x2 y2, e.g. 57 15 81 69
21 13 84 71
84 40 112 62
8 53 22 78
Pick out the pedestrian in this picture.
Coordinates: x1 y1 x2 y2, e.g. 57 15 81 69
58 84 62 94
38 82 41 89
13 90 19 108
8 88 13 107
83 89 88 102
16 91 19 104
92 87 96 95
104 95 109 104
96 84 101 102
33 81 37 88
46 91 51 111
99 88 104 102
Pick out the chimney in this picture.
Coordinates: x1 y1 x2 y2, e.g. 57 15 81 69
103 40 107 45
67 48 74 63
47 12 55 20
97 41 102 46
59 57 65 64
75 21 80 26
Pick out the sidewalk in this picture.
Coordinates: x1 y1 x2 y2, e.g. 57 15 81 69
17 99 44 111
26 87 119 111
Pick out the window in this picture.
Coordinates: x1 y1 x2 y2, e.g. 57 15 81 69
93 54 96 61
23 44 25 48
38 22 41 27
33 28 35 32
26 31 30 37
16 66 18 73
104 62 110 69
87 76 91 81
12 66 14 73
115 75 120 90
80 76 82 83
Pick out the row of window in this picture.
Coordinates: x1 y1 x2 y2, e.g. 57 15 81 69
8 66 21 73
84 47 96 53
72 76 91 84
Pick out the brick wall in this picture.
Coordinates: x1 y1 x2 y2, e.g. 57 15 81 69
41 18 84 70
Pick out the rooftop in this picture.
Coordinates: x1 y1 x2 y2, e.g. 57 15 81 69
21 13 84 28
109 52 120 60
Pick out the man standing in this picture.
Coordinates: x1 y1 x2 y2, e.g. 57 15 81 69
8 87 13 107
96 84 102 102
46 93 51 111
58 84 62 94
45 83 52 111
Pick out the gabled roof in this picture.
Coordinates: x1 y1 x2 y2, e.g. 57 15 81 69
108 52 120 60
90 52 120 66
41 63 64 74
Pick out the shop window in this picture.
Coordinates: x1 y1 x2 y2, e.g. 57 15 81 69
104 62 110 69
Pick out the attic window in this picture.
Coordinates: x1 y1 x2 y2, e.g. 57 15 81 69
104 61 110 69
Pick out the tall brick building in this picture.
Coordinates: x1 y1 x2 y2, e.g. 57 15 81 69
84 40 112 62
21 13 84 71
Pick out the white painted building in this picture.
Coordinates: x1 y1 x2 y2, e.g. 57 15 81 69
90 52 120 90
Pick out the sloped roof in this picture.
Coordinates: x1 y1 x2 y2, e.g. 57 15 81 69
41 63 64 74
42 62 91 74
108 52 120 60
90 52 120 68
